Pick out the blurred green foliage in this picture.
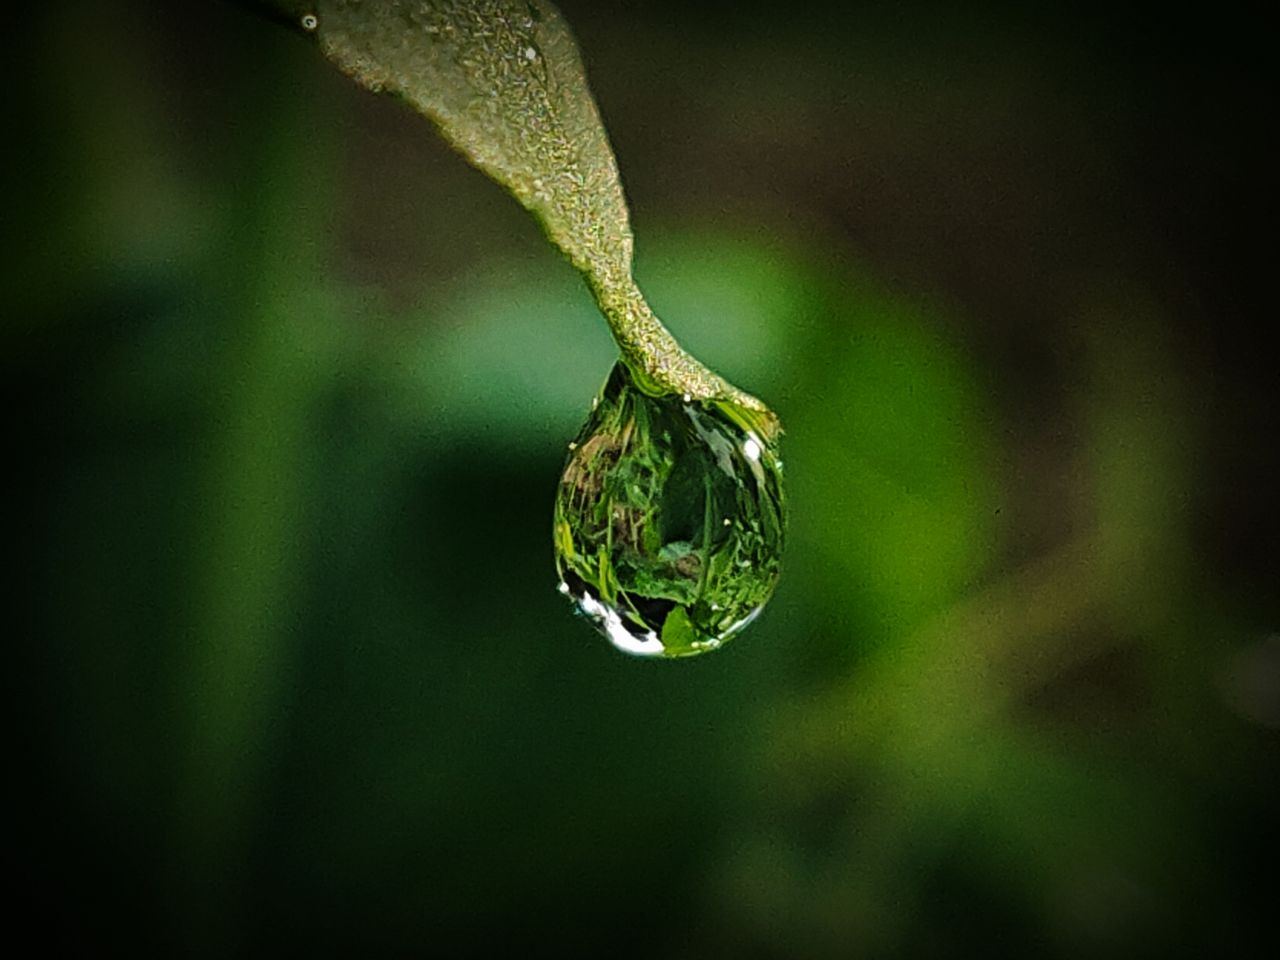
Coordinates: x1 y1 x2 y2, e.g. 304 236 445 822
9 1 1274 956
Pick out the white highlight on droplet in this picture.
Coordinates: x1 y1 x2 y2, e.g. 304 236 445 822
574 590 663 656
723 604 764 637
524 46 538 61
743 435 762 462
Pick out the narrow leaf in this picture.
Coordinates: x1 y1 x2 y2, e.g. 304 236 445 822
309 0 772 420
316 0 632 284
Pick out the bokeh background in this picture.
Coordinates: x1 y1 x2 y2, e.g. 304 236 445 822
10 1 1275 955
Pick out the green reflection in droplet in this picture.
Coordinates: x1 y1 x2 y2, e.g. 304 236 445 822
554 362 786 658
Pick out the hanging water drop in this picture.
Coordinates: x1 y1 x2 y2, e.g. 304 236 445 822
308 0 786 657
554 362 785 658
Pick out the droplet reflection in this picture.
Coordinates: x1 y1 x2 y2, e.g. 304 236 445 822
553 362 785 658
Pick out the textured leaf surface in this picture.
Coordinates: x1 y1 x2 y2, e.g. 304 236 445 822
312 0 771 417
317 0 632 282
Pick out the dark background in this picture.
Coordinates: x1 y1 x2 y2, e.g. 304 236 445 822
8 1 1275 955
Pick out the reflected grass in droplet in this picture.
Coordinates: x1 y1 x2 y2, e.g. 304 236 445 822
554 362 785 657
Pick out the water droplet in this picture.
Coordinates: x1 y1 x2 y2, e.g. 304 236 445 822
300 12 318 31
553 362 785 658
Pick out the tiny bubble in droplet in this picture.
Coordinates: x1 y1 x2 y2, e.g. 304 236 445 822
300 13 318 31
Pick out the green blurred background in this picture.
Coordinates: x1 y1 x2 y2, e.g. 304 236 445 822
9 1 1275 955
